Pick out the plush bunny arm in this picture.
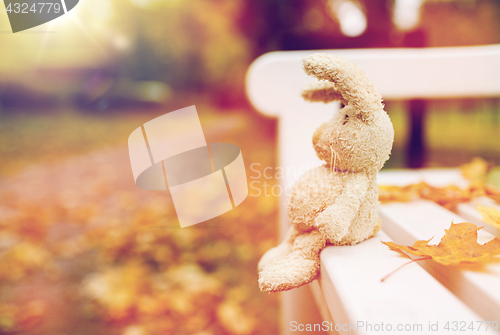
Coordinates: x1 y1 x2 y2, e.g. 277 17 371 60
301 81 347 105
314 173 370 242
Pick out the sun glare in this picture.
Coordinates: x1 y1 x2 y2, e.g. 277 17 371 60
393 0 424 31
329 0 367 37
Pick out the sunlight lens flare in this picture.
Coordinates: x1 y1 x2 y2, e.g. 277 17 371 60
393 0 424 31
329 0 367 37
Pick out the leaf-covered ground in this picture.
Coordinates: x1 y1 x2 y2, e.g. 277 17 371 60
0 107 279 335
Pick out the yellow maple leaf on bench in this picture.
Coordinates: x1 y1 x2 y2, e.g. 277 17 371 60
382 222 500 266
476 205 500 230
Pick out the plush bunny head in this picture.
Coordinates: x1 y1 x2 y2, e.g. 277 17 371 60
302 54 394 174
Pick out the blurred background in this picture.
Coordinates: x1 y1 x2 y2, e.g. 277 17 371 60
0 0 500 334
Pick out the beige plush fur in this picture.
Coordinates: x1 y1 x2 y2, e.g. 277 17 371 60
258 54 394 293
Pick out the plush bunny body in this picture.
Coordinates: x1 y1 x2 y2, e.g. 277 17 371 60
288 168 380 245
258 54 394 293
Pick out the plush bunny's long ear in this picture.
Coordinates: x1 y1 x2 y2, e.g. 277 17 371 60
302 53 383 120
301 81 348 105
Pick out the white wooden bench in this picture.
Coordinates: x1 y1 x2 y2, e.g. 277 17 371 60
246 45 500 335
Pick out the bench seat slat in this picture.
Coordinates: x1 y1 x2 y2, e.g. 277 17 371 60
380 200 500 322
319 231 489 335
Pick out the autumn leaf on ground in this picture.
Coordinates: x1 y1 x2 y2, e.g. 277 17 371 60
476 205 500 230
382 222 500 266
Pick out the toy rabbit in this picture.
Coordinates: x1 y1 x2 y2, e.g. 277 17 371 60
258 54 394 293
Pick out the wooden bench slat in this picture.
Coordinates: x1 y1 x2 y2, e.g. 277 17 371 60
309 280 338 335
246 45 500 118
380 200 500 322
319 231 488 335
378 168 469 188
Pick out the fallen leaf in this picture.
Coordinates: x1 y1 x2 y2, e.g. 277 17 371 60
379 182 483 211
379 158 500 211
476 205 500 230
217 300 256 335
382 222 500 266
378 184 420 203
460 157 492 186
484 185 500 207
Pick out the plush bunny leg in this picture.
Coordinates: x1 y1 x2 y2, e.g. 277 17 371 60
257 226 299 271
258 229 326 293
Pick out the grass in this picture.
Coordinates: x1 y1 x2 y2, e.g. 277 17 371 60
426 100 500 156
385 99 500 168
0 109 155 178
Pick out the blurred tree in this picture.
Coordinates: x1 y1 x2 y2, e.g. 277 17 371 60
264 0 396 50
3 0 500 109
115 0 252 106
421 0 500 47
